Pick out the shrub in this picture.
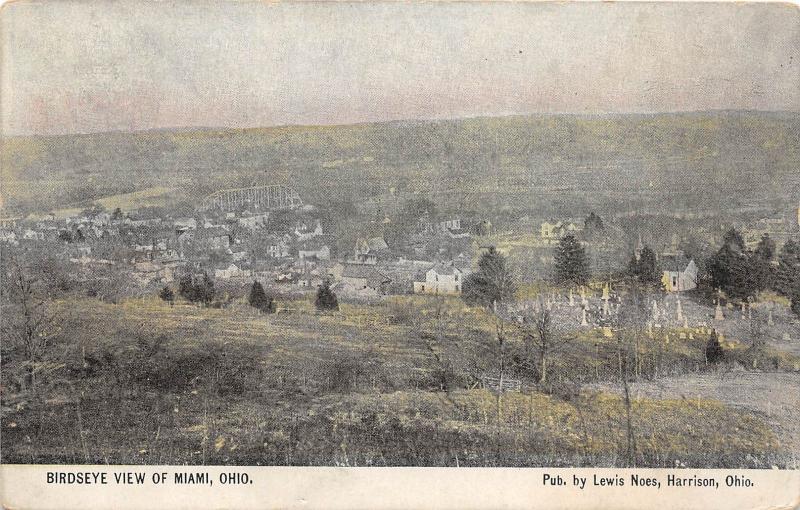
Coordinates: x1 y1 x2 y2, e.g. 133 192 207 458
791 285 800 317
158 286 174 304
248 281 275 313
178 272 215 305
315 280 339 311
705 329 724 364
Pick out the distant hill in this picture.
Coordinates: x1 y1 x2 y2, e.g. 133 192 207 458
2 110 798 217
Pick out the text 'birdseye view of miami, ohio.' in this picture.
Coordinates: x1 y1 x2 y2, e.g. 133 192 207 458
1 1 799 469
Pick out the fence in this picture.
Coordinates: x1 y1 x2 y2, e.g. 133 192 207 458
481 375 522 393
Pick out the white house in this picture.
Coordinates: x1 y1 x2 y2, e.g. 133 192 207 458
173 218 197 233
540 220 582 243
215 264 245 279
353 237 390 264
298 243 330 260
295 221 324 242
266 235 291 258
413 264 464 295
340 264 391 293
238 213 270 229
661 259 698 292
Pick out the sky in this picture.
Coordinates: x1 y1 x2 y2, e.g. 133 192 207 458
1 1 799 135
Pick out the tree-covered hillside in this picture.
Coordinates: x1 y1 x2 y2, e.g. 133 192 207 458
2 111 798 216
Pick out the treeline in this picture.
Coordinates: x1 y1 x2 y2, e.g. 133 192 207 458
706 228 800 311
549 224 800 316
159 275 339 313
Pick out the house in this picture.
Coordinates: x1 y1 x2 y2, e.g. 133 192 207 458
413 264 464 295
540 220 582 243
295 220 324 242
215 263 245 279
298 240 330 260
265 235 291 258
438 218 461 231
173 218 197 233
238 213 270 230
192 227 230 251
155 249 183 263
125 212 162 227
661 258 698 292
340 264 391 293
133 261 173 284
353 236 391 264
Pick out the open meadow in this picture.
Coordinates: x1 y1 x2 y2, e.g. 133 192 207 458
2 293 797 468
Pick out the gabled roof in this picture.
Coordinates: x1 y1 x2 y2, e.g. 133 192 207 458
341 264 390 283
193 227 229 240
299 237 330 251
428 263 462 276
368 237 389 251
661 254 694 273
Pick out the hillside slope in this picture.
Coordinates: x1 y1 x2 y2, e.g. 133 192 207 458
2 111 798 215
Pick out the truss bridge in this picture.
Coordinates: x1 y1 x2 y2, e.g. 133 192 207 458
201 185 303 211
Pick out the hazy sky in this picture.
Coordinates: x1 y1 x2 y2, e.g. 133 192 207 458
2 1 799 135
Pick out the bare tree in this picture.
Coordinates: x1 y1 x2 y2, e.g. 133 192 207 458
747 309 768 369
462 247 516 389
519 302 568 386
1 253 63 393
612 280 650 468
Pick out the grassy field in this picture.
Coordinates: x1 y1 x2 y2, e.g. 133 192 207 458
1 293 797 467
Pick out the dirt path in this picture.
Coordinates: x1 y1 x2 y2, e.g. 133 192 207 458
593 371 800 462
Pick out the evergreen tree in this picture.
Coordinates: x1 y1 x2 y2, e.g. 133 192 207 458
751 234 776 292
315 279 339 311
705 329 724 364
775 238 800 296
178 272 215 305
554 234 590 287
722 227 746 252
708 227 756 299
791 284 800 318
584 212 604 235
178 273 198 302
755 233 776 261
111 207 124 221
627 245 661 288
462 246 516 308
248 280 275 313
158 285 174 305
198 272 215 306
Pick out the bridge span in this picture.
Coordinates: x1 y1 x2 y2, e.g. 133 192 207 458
201 185 303 211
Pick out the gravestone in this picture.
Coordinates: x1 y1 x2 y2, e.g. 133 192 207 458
714 303 724 321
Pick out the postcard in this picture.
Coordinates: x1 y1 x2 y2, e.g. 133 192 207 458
1 1 798 509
